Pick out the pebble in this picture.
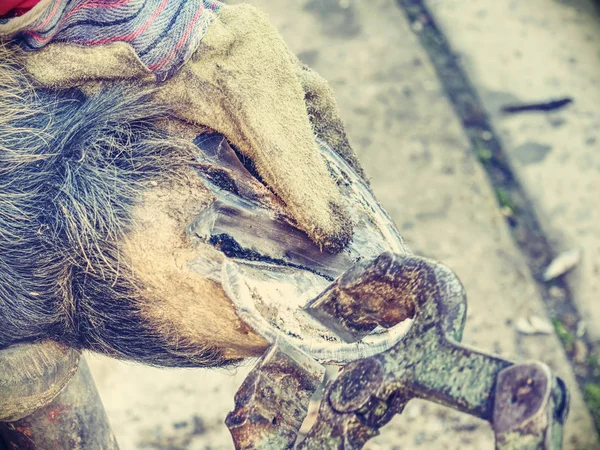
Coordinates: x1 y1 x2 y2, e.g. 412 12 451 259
543 249 581 281
515 315 554 335
574 340 588 364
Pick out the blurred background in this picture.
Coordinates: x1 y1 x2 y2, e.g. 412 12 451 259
87 0 600 448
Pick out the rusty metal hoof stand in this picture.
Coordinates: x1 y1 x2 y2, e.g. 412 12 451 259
227 253 569 450
0 341 118 449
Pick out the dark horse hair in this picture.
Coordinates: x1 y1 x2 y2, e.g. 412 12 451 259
0 47 225 367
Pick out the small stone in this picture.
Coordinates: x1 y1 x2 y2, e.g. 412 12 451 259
574 340 588 364
563 313 578 327
576 321 587 338
412 21 424 32
549 286 565 300
500 205 513 217
515 315 553 335
543 249 581 281
481 131 493 141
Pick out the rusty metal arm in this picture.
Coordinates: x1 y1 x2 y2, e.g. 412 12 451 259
227 253 569 450
300 254 569 449
226 343 325 449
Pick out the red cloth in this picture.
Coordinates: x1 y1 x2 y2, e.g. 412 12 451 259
0 0 41 16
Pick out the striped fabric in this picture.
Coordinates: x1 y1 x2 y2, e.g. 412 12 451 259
9 0 223 80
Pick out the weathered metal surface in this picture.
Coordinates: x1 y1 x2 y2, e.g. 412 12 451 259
297 253 569 449
0 340 80 422
304 253 417 343
493 362 569 450
0 357 119 450
225 343 325 449
214 252 568 450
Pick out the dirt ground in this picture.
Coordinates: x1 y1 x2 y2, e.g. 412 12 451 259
87 0 600 448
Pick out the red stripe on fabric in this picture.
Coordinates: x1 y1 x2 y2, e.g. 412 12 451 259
26 0 132 45
63 0 130 23
147 2 204 71
32 0 62 29
83 0 167 45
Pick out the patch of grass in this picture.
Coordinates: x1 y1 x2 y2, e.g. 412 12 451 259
584 384 600 430
475 146 492 163
494 187 516 215
552 318 575 351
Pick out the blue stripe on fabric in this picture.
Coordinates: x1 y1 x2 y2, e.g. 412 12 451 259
12 0 223 79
